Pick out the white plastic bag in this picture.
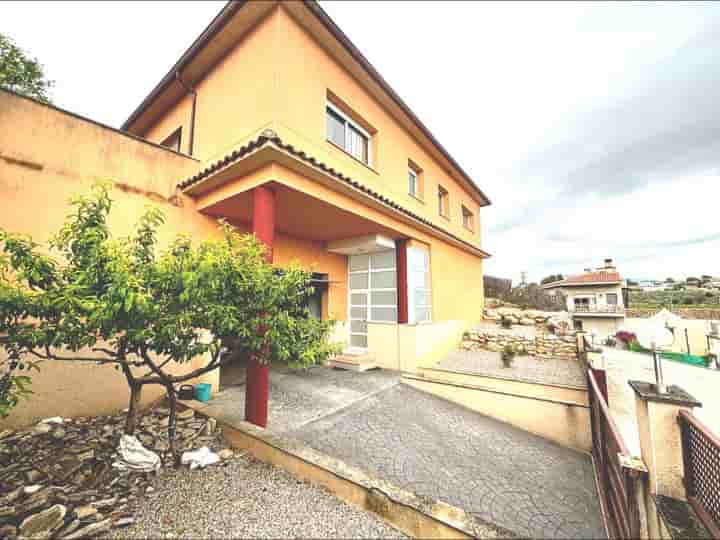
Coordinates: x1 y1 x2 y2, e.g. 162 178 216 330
112 435 161 472
181 446 219 470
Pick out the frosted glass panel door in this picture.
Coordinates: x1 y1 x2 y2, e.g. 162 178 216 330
348 250 397 349
408 247 431 324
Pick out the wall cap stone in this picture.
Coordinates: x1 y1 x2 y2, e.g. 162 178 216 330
629 380 702 408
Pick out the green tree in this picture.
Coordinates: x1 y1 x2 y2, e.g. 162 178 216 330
0 33 53 102
0 183 336 463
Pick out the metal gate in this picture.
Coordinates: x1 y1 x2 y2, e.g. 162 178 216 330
588 369 643 539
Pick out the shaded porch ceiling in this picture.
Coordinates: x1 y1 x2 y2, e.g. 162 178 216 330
201 182 403 243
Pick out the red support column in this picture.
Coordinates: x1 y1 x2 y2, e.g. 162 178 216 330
245 185 275 428
395 239 408 324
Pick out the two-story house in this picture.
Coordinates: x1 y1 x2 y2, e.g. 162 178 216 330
0 1 491 427
542 259 628 337
117 1 491 423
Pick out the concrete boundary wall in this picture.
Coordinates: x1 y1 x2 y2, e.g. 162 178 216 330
404 369 591 453
181 401 514 539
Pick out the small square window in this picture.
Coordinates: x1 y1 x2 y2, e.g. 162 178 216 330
438 186 449 218
462 205 474 231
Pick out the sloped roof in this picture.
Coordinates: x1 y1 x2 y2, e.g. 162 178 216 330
543 270 623 288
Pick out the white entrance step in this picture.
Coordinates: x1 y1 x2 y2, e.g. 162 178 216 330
327 352 378 372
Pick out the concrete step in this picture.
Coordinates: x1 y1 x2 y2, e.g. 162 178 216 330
327 353 378 372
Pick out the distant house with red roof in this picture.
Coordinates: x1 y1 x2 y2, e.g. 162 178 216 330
542 259 628 337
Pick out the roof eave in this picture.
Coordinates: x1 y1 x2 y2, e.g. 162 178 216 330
179 132 491 259
120 0 246 132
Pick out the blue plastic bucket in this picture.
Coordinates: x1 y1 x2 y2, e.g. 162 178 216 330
195 383 212 402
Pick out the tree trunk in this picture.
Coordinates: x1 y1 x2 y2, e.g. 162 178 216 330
124 382 143 435
164 384 181 468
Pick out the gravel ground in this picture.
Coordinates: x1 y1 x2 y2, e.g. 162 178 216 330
105 453 407 539
437 349 586 387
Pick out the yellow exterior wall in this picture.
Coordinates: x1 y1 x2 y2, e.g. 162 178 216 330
136 3 487 342
270 164 484 328
0 91 349 427
139 5 485 254
273 6 483 248
143 6 280 163
0 91 223 427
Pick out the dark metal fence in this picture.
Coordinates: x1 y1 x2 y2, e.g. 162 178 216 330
679 410 720 538
588 369 642 539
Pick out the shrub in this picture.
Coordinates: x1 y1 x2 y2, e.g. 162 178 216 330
0 183 335 462
501 344 516 367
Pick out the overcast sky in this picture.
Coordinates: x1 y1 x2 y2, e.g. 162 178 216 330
4 1 719 283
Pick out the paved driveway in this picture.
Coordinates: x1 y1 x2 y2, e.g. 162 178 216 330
201 366 605 538
289 381 605 539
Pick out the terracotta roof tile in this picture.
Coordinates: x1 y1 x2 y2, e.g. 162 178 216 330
177 132 490 258
562 271 623 285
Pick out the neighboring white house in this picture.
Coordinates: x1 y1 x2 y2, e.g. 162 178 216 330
543 258 628 338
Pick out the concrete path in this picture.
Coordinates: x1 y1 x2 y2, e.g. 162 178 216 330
201 366 604 538
289 381 605 539
202 366 399 434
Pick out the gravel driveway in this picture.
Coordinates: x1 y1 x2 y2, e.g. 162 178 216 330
106 453 406 539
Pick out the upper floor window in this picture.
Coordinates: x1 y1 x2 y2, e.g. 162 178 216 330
408 168 418 197
160 127 182 152
326 103 370 165
408 161 423 200
461 205 474 231
438 185 449 218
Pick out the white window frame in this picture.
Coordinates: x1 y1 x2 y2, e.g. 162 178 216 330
461 205 474 231
438 185 449 218
326 101 372 166
408 167 418 198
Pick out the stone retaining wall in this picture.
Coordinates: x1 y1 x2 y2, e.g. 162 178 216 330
461 328 579 360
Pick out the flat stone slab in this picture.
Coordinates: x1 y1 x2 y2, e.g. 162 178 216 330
437 350 586 388
289 383 605 539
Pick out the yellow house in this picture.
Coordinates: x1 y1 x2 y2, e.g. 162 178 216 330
0 0 490 427
122 1 490 365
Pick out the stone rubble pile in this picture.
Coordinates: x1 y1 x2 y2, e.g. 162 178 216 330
0 405 233 539
461 328 579 360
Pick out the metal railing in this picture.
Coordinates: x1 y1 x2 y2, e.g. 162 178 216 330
679 410 720 538
588 369 643 539
573 304 625 314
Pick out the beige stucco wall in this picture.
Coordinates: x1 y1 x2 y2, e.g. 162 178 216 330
367 320 468 373
0 90 224 428
578 317 623 340
403 374 592 453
